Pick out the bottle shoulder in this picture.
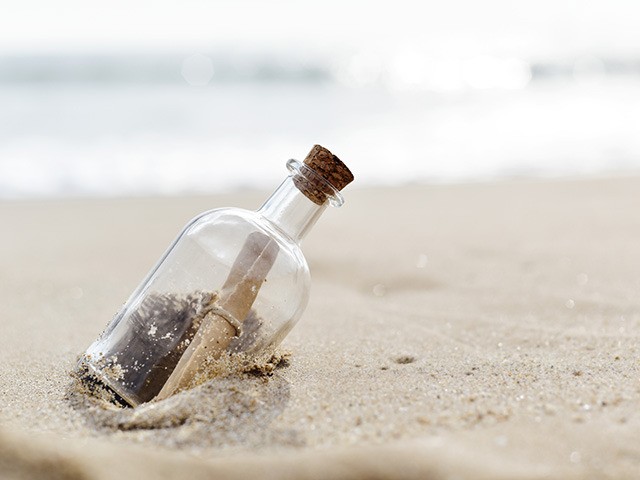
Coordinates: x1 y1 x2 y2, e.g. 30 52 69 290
185 207 309 272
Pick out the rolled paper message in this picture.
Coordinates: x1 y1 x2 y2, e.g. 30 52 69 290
156 231 279 400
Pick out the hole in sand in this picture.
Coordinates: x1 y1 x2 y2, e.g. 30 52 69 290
66 351 301 449
394 355 416 365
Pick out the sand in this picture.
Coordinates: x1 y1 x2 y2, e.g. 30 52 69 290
1 177 639 479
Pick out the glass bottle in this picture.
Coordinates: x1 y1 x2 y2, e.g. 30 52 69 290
80 145 354 407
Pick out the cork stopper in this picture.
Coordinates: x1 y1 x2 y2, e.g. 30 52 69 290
293 145 354 205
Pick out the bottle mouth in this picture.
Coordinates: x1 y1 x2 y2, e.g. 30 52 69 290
286 159 345 207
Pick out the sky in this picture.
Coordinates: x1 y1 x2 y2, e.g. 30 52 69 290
1 0 639 58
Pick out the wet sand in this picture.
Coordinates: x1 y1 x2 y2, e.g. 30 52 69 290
1 177 639 479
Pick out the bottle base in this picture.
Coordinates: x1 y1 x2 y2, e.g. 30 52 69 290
78 359 138 408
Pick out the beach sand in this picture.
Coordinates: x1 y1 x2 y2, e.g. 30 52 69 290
1 177 639 479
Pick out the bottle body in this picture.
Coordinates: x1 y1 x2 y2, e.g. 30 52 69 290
83 206 310 406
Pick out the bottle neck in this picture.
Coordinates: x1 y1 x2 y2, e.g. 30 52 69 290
258 176 328 243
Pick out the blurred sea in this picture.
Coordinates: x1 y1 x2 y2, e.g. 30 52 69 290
1 53 639 199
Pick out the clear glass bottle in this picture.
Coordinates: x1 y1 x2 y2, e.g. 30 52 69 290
80 145 353 407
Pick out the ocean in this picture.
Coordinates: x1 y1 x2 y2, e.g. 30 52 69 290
1 53 639 199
